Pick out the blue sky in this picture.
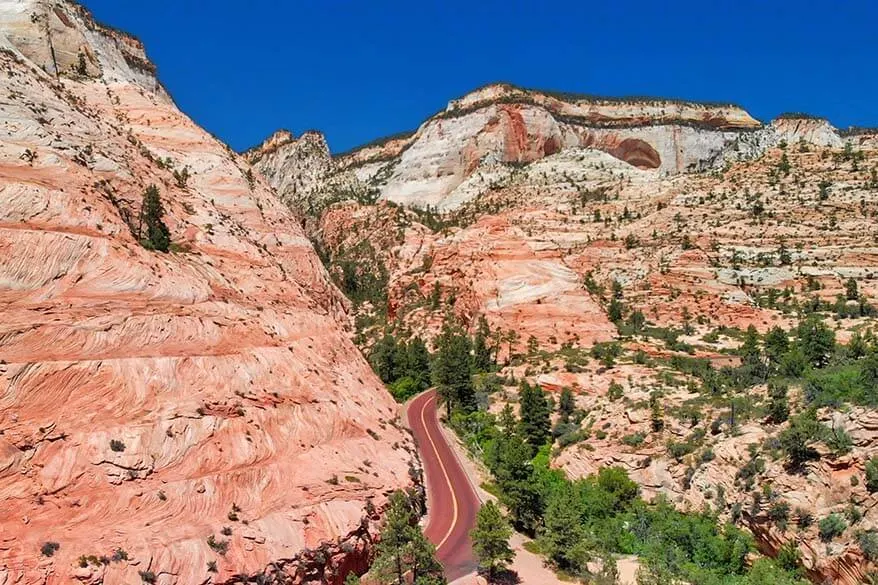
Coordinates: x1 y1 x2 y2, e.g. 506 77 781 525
81 1 877 154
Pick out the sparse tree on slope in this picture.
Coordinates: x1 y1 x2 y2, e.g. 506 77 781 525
139 185 170 252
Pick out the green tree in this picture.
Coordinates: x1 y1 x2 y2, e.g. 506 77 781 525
558 387 575 424
649 390 664 432
518 382 551 454
779 409 824 467
845 278 859 301
767 380 790 423
343 572 361 585
405 337 432 391
778 152 791 175
795 317 835 368
370 333 400 384
139 185 170 252
542 481 584 571
764 326 789 367
472 315 494 373
432 317 475 415
470 501 514 581
372 491 445 585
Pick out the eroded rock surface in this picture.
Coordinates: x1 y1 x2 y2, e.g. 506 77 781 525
0 2 415 584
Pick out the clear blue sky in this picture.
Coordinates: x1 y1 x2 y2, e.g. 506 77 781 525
81 0 877 154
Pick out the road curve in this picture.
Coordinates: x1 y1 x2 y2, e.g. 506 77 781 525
408 390 480 581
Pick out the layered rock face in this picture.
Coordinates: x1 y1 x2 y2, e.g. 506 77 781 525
0 2 414 584
255 82 768 212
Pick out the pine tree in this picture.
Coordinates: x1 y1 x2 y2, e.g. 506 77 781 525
542 481 584 570
470 501 514 582
472 315 494 373
649 390 664 433
405 337 432 391
764 326 789 367
846 278 859 301
139 185 170 252
432 317 475 415
372 491 445 585
518 382 550 454
796 317 836 368
767 380 790 423
558 387 575 424
369 333 400 384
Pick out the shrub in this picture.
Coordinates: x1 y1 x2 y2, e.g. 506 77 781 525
818 513 847 542
621 432 645 448
858 530 878 562
866 456 878 492
207 560 218 573
775 541 801 572
109 439 126 452
795 508 814 529
139 570 157 584
779 409 825 466
207 534 229 555
825 425 853 456
768 501 791 531
40 541 60 557
111 548 129 562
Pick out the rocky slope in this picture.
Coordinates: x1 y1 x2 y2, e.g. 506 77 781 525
0 2 415 584
260 90 878 583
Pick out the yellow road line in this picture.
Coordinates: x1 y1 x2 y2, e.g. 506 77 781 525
418 393 460 552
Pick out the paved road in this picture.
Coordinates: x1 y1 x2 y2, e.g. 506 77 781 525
408 390 480 582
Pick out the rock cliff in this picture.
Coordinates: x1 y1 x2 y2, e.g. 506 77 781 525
0 2 415 584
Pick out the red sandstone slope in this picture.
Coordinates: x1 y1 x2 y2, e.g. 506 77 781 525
0 2 415 584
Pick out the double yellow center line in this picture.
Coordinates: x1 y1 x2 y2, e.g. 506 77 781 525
418 393 460 552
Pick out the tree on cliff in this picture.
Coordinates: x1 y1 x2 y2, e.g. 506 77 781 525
138 185 170 252
372 491 445 585
432 317 476 416
470 501 514 582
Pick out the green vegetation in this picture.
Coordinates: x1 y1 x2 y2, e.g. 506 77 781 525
451 403 807 585
369 334 432 402
40 541 60 557
138 185 170 252
371 491 445 585
470 501 515 581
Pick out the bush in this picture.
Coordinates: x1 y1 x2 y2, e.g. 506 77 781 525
207 534 229 555
858 530 878 562
825 425 853 456
768 501 791 530
818 513 847 542
622 432 646 448
866 456 878 492
388 376 420 402
40 542 60 557
779 409 825 466
109 439 126 452
139 571 157 584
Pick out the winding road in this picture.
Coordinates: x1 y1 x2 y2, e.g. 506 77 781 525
408 390 481 582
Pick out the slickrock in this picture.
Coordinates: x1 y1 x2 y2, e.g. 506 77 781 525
0 2 415 584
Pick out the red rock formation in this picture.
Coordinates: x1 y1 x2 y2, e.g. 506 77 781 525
0 2 414 584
